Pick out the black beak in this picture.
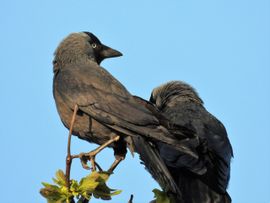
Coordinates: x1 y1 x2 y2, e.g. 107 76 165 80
100 44 123 59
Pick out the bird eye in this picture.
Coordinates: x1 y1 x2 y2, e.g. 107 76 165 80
92 43 97 49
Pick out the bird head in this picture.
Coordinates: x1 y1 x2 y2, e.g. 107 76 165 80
53 32 122 67
83 32 122 64
150 81 204 109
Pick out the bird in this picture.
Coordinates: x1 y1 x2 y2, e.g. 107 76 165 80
148 81 233 203
52 32 196 173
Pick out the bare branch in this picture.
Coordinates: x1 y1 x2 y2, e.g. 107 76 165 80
128 194 134 203
66 104 78 189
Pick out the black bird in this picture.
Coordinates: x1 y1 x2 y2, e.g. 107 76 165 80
148 81 233 203
52 32 194 172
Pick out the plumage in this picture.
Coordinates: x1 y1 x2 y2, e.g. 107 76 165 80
53 32 196 165
52 32 233 202
150 81 233 203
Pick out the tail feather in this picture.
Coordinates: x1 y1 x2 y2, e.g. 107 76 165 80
174 169 231 203
133 136 183 202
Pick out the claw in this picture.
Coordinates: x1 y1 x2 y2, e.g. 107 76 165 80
79 153 91 170
74 136 121 172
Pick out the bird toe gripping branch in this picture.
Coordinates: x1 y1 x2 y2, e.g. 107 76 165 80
66 105 122 184
73 135 121 172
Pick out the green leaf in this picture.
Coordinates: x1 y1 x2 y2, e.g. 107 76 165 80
40 170 73 203
78 173 100 193
92 189 121 200
40 169 122 203
40 182 67 203
42 182 60 191
77 171 121 200
53 170 67 187
152 189 171 203
91 172 122 200
70 179 80 197
110 189 122 196
96 171 110 182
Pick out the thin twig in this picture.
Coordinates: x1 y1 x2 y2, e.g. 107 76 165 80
128 194 134 203
66 104 78 189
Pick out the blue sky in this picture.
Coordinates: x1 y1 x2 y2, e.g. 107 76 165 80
0 0 269 202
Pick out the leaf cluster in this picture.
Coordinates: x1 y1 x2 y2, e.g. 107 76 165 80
40 170 121 203
152 189 174 203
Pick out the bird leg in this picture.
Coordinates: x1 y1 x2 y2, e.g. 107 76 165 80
107 156 125 173
76 136 120 171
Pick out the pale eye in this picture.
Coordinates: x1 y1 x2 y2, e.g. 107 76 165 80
92 43 97 49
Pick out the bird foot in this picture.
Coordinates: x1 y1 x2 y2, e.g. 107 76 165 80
78 152 103 171
76 136 121 171
78 153 92 170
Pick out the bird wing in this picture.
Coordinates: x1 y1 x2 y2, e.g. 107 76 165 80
55 62 157 125
162 102 233 192
200 110 233 192
54 62 198 157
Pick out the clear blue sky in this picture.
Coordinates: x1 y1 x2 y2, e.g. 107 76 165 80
0 0 269 202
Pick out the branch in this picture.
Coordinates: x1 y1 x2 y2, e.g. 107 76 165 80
66 104 78 189
128 194 133 203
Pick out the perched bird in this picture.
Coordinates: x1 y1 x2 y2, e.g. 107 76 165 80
52 32 195 172
148 81 233 203
52 32 232 202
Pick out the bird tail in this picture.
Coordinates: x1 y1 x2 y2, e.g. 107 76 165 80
132 136 183 202
174 170 231 203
